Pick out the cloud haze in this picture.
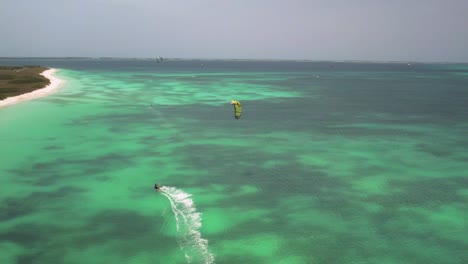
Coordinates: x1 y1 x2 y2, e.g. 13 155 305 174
1 0 468 62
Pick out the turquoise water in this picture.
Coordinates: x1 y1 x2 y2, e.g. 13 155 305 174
0 59 467 263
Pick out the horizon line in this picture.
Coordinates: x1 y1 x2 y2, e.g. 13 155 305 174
1 56 467 64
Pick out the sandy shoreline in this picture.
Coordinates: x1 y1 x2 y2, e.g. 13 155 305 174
0 68 65 108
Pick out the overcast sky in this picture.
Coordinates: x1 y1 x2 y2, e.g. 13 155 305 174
1 0 468 62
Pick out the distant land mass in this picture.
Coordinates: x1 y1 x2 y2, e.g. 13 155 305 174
0 66 50 100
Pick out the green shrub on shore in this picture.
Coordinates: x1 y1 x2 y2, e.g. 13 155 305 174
0 74 15 80
8 76 49 84
0 88 19 100
0 66 24 70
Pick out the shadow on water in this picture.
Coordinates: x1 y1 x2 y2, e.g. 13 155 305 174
8 153 136 186
0 187 85 221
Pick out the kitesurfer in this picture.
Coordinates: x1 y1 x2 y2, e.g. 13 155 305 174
154 183 161 191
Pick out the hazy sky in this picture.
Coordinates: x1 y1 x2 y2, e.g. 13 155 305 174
1 0 468 62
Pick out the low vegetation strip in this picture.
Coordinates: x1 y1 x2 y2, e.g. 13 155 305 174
0 66 50 100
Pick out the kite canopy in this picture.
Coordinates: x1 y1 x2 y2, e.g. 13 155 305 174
230 100 242 119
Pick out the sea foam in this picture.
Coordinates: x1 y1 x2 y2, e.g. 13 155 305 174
161 187 214 264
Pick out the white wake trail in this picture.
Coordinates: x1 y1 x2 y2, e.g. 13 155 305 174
161 186 215 264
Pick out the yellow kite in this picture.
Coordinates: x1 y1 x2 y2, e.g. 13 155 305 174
230 100 242 119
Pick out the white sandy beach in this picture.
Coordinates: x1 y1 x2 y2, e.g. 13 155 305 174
0 68 65 108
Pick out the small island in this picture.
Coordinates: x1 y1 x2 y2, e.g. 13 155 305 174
0 66 64 108
0 66 50 100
